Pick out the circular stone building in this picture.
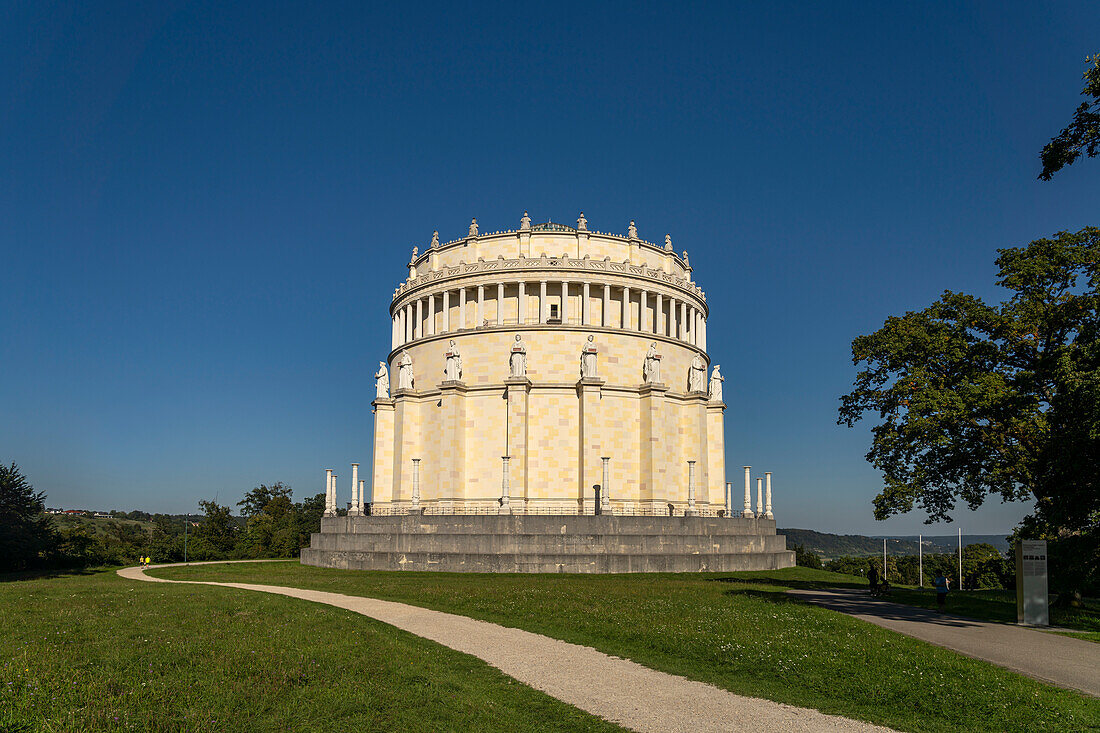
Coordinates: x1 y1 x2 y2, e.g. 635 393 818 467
301 213 795 572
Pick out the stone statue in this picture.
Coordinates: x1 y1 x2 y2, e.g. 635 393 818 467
689 354 707 392
431 230 440 248
709 364 724 402
398 350 414 390
664 234 673 251
682 250 690 267
520 211 531 230
411 246 418 259
374 361 390 399
628 220 638 239
580 335 598 378
577 212 587 231
468 218 478 237
643 342 662 384
510 334 527 378
445 340 462 381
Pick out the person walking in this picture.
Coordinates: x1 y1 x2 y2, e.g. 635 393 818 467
934 572 950 611
867 563 880 594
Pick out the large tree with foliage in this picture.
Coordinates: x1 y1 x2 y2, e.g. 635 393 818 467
839 228 1100 590
0 462 58 572
1039 53 1100 180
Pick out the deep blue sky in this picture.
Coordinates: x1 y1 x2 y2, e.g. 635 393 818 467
3 1 1098 534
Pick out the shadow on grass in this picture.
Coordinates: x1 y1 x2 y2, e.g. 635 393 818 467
0 566 114 583
708 576 868 592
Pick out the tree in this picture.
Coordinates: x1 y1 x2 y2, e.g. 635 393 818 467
792 544 823 569
0 462 57 572
195 500 239 557
237 482 293 518
839 228 1100 591
1040 54 1100 180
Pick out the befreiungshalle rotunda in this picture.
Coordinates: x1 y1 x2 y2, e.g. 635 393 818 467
302 213 794 573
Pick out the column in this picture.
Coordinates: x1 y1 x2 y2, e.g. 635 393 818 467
500 456 511 514
680 301 687 340
519 281 526 323
601 456 610 513
324 468 335 516
656 292 664 336
669 297 677 341
725 482 732 517
603 285 610 327
459 287 466 329
442 290 450 332
439 380 467 508
540 281 548 323
359 480 366 511
765 472 774 518
756 477 764 516
743 466 754 518
701 316 707 351
349 463 361 516
427 294 435 336
561 281 569 323
640 289 648 332
411 458 421 511
476 285 484 327
406 303 413 342
622 286 630 329
582 282 590 325
686 460 697 515
497 283 504 324
415 299 423 339
391 315 397 349
371 396 395 508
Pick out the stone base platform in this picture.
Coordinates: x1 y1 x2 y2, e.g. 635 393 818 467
300 515 795 573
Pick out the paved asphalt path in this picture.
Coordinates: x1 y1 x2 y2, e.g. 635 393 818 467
788 588 1099 697
119 563 893 733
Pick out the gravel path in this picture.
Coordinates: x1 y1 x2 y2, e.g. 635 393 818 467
788 588 1099 697
119 563 893 733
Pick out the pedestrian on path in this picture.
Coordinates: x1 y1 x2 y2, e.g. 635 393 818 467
934 572 949 611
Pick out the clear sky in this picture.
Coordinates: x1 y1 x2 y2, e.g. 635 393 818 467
3 1 1098 535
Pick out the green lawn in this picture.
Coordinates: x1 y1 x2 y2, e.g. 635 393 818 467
150 562 1100 733
0 569 619 732
882 587 1100 643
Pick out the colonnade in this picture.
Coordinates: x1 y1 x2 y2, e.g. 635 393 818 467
392 280 707 350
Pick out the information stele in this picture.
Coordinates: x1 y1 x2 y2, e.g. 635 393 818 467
1015 539 1049 626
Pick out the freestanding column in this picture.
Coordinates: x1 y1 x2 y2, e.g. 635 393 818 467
686 460 697 515
405 303 413 342
324 468 335 516
669 297 677 340
582 282 590 325
561 281 569 323
725 481 732 517
359 480 365 511
640 289 648 332
497 283 505 324
442 290 450 332
540 281 548 323
742 466 754 518
765 472 774 519
680 301 687 340
349 463 362 516
415 299 423 339
519 281 526 323
756 477 764 516
500 456 511 514
476 285 484 327
603 284 610 326
411 458 421 512
656 293 664 336
427 295 435 336
622 286 630 329
459 287 466 329
601 456 610 513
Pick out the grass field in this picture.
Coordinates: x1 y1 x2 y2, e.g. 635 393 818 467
147 562 1100 733
0 569 618 732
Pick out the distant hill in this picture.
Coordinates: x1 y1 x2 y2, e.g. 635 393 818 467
778 528 1011 560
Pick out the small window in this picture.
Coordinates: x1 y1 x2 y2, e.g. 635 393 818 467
548 304 561 323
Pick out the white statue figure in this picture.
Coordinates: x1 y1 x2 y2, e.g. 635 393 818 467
580 335 598 378
689 354 707 392
664 234 673 251
411 245 418 259
445 340 462 381
520 211 531 230
398 350 414 390
431 230 439 248
682 250 690 267
628 220 638 238
643 342 662 384
468 218 478 237
577 211 587 231
709 364 724 402
510 334 527 378
374 361 390 399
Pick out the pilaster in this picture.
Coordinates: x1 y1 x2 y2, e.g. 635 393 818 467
371 398 395 507
706 400 726 509
438 380 468 508
504 377 531 508
638 382 668 505
577 376 605 512
391 389 420 506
